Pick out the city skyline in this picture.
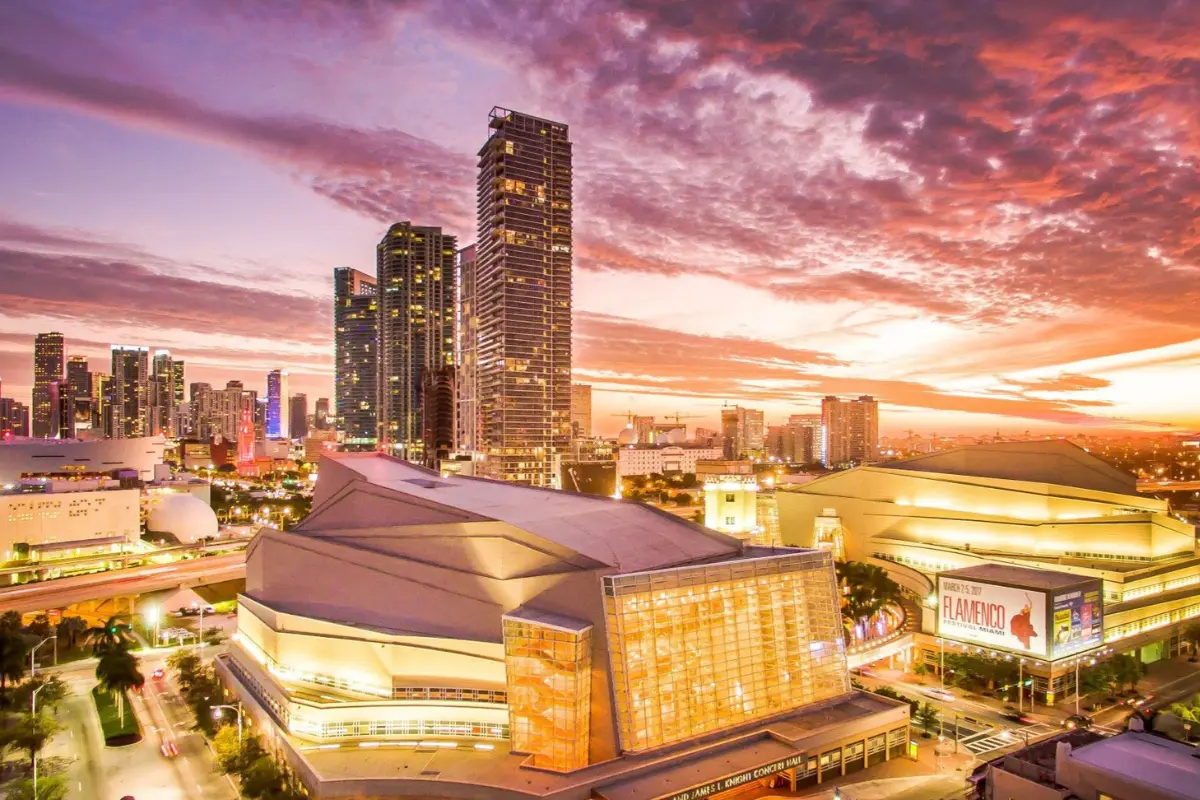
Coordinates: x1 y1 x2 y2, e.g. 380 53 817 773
2 3 1199 436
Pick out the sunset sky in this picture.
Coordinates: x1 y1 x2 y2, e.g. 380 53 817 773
1 1 1198 437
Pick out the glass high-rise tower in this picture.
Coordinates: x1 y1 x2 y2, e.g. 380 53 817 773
110 345 149 438
474 108 573 486
266 369 289 439
376 223 456 462
32 332 64 438
333 267 378 451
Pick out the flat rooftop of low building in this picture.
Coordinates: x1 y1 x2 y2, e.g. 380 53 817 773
940 563 1087 590
1068 732 1200 799
882 440 1139 496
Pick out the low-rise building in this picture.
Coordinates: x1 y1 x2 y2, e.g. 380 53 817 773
0 485 139 563
217 452 911 799
777 440 1200 701
0 435 166 484
616 444 722 478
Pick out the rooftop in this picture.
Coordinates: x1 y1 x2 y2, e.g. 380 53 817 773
1068 732 1200 799
883 440 1139 496
300 452 742 574
940 563 1088 591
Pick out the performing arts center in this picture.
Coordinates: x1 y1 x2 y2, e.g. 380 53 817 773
217 452 911 799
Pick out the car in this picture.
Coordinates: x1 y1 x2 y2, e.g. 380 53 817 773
1001 711 1034 724
160 740 179 758
1063 714 1094 730
151 668 165 679
925 688 955 702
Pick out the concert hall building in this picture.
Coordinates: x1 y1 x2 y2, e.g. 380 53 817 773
217 452 910 799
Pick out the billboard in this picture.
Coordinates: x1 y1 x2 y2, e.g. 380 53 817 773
1051 580 1104 659
938 576 1049 658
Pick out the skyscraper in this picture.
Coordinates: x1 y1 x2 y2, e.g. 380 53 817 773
289 393 308 440
110 346 149 438
266 369 289 439
421 366 456 469
150 350 182 437
721 406 765 459
92 372 110 433
376 222 457 462
32 332 64 438
475 107 573 486
570 383 592 438
821 395 879 466
314 397 330 430
65 355 93 434
334 267 378 451
455 245 479 455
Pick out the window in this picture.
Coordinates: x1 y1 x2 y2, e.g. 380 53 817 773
725 494 735 502
725 517 735 525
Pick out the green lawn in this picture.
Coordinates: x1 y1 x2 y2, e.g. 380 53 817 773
91 687 142 745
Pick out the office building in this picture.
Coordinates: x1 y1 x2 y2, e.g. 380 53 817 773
64 356 93 434
455 245 479 454
0 485 140 563
148 350 182 437
266 369 289 439
333 267 378 451
721 406 765 459
777 440 1200 701
699 460 765 543
289 393 308 440
217 451 908 799
110 345 149 439
0 397 29 439
569 387 593 442
821 395 878 466
475 108 573 487
193 381 255 442
65 356 90 401
376 222 457 461
313 397 330 430
91 372 110 432
420 366 455 469
767 415 821 464
32 332 64 438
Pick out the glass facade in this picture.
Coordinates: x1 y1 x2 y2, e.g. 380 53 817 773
333 267 379 450
503 615 592 772
603 551 850 753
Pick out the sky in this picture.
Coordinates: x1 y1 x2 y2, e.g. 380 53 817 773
0 0 1198 438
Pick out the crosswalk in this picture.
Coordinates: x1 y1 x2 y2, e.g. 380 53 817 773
959 723 1060 755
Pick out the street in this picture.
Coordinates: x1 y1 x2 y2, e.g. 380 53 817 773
41 649 236 799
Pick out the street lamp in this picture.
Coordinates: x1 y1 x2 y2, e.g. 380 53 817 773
146 606 161 648
30 635 56 677
32 682 46 796
212 703 244 742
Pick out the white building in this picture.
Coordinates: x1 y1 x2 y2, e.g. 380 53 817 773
0 487 140 561
0 436 166 485
616 444 722 478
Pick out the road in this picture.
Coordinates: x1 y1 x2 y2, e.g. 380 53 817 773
0 553 246 614
42 650 237 799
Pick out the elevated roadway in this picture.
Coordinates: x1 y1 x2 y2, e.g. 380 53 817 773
0 552 246 614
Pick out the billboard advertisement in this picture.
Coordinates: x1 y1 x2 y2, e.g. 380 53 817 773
1051 581 1104 659
938 576 1049 658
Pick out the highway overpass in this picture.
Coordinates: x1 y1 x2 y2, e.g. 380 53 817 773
0 552 246 614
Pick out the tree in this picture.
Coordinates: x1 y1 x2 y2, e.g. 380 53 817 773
10 676 68 713
23 615 51 639
1080 662 1118 699
1 775 69 800
9 712 61 770
673 492 693 506
214 728 267 776
217 463 237 473
0 611 23 632
917 702 940 736
95 648 144 727
836 561 903 640
168 650 202 693
1111 653 1148 693
873 685 919 715
0 626 29 704
1185 621 1200 661
55 616 88 650
240 755 286 799
86 615 134 655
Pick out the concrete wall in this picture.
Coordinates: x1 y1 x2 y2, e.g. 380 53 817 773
0 488 139 557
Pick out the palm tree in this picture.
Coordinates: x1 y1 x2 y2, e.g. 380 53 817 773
836 561 903 641
0 625 30 705
56 616 88 650
95 647 144 726
86 615 134 655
